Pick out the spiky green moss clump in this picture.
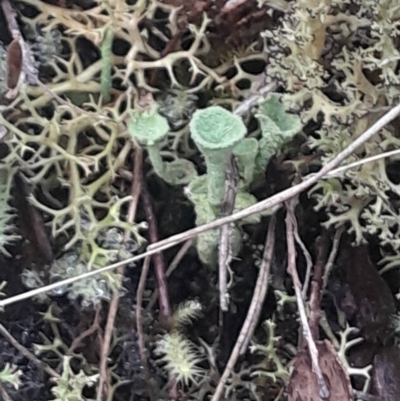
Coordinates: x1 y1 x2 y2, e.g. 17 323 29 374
156 332 204 386
155 300 205 386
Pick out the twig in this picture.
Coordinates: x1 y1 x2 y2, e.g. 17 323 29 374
1 0 19 34
292 216 313 298
285 199 329 399
97 295 118 397
220 0 248 14
67 308 101 355
322 226 344 290
1 1 41 89
1 102 400 309
165 239 194 276
325 148 400 178
239 213 277 354
309 234 329 340
136 256 153 401
218 156 239 311
97 148 142 401
210 214 276 401
139 171 176 399
146 239 194 313
0 324 60 378
0 383 13 401
234 80 277 116
353 390 380 401
140 177 171 324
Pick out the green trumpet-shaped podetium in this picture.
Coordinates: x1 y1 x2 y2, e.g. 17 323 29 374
233 138 258 186
128 107 197 185
190 106 247 206
255 94 302 176
164 159 197 185
197 225 241 266
186 175 274 266
128 106 169 177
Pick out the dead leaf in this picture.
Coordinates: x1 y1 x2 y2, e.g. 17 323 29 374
372 346 400 401
13 173 54 265
6 38 22 90
288 341 353 401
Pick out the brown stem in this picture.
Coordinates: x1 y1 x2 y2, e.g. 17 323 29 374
309 233 329 340
136 256 154 401
67 308 100 355
0 324 59 378
97 147 142 401
140 177 171 324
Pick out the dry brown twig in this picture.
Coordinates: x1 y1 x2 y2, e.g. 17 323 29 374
211 214 276 401
308 234 329 340
136 255 154 401
1 96 400 309
67 308 101 355
293 214 313 298
146 239 194 313
139 157 177 399
285 198 329 399
220 0 249 14
140 173 171 324
322 226 345 290
218 156 239 312
0 383 13 401
234 79 277 116
0 324 60 379
316 227 345 349
97 147 142 401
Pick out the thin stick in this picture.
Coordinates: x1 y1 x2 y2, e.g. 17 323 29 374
136 256 153 400
219 156 239 311
285 200 329 399
165 239 194 277
146 239 194 312
1 102 400 309
210 214 276 401
139 164 176 399
67 308 101 355
1 0 19 36
97 148 143 401
309 234 329 340
0 383 13 401
140 177 171 323
239 213 277 354
292 217 313 298
353 390 379 401
234 80 278 116
322 226 344 290
0 324 60 378
325 148 400 178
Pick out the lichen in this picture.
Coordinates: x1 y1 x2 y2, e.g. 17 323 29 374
190 106 247 206
263 0 400 264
